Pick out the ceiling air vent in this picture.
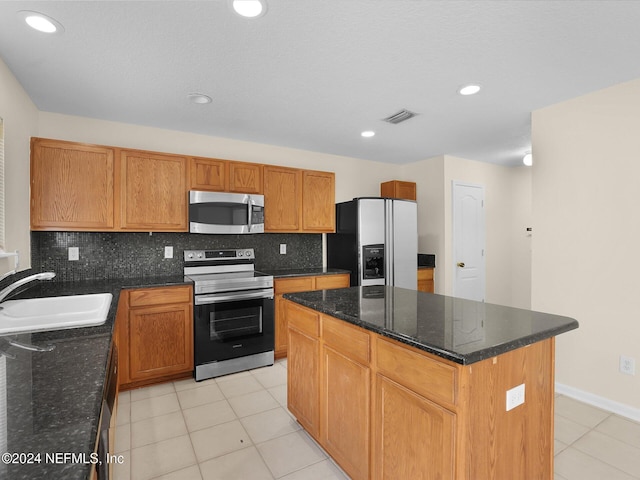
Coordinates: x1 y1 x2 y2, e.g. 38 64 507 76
382 109 418 124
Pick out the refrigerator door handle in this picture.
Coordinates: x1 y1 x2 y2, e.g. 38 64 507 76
385 200 394 286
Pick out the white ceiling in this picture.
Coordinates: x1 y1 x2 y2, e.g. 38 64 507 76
2 1 640 166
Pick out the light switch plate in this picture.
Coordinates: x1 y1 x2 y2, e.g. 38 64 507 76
68 247 79 261
164 246 174 259
506 383 525 411
280 244 286 254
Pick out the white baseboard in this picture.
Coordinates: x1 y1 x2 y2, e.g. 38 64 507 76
555 382 640 422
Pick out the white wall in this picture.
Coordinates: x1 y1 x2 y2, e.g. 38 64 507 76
532 78 640 413
0 58 38 274
37 112 394 203
406 154 532 308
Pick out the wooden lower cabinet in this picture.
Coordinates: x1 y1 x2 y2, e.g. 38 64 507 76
417 267 434 293
322 317 371 480
117 285 194 389
284 299 555 480
373 375 455 480
287 303 321 439
274 273 350 358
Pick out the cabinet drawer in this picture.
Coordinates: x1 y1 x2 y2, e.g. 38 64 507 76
322 315 370 365
129 285 192 307
275 276 315 294
314 274 350 290
375 337 457 406
286 301 320 337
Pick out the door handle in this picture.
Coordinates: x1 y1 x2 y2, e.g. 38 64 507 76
457 262 465 268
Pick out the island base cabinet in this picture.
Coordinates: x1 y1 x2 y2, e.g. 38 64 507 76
322 346 370 480
287 328 320 439
373 375 455 480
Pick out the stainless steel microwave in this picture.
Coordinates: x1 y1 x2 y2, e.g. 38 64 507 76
189 191 265 234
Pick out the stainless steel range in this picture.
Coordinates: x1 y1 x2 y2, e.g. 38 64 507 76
184 249 274 381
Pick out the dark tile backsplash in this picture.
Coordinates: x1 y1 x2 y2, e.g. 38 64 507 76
30 232 323 282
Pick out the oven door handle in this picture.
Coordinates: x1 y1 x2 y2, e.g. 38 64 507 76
195 288 274 305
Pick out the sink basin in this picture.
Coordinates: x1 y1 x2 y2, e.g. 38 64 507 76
0 293 113 335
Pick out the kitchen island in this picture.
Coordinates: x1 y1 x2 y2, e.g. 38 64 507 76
283 286 578 480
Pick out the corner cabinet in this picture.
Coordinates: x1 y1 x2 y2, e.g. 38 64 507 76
31 138 116 230
117 285 194 389
120 150 188 231
274 273 350 358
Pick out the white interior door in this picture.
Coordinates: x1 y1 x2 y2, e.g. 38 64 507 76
452 182 485 301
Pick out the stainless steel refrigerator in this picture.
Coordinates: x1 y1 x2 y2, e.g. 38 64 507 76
327 197 417 289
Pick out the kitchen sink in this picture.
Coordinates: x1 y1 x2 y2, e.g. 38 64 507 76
0 293 113 335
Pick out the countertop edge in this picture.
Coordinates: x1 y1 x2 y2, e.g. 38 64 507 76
283 291 579 366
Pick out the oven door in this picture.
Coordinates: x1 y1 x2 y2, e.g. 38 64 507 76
189 191 265 234
194 289 274 366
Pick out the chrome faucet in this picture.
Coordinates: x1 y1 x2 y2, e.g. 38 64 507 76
0 272 56 303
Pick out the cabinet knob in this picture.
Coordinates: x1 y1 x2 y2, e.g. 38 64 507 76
457 262 465 268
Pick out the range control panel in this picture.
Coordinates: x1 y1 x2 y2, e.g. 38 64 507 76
184 249 255 261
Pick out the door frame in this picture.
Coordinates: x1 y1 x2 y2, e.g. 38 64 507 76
451 181 486 301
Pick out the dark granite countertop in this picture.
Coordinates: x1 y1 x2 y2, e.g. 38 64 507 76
284 286 578 365
0 274 190 480
262 267 350 279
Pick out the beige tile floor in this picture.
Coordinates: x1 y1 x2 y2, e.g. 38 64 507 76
113 359 640 480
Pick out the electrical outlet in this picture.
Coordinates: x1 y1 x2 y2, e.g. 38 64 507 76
620 355 636 375
280 244 287 255
506 383 525 411
68 247 79 261
164 246 174 259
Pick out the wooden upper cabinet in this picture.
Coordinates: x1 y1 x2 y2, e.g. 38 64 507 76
264 166 301 232
302 170 335 232
229 161 263 194
190 158 262 194
381 180 416 201
190 157 228 191
31 138 116 230
120 150 188 231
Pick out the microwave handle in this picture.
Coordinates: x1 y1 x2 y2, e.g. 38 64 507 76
247 195 253 232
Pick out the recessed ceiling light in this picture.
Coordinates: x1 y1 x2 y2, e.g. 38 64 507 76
19 11 64 34
523 152 533 166
231 0 267 18
187 93 213 104
459 84 481 96
361 131 375 138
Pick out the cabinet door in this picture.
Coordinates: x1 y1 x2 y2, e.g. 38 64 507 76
302 170 335 232
120 150 188 231
128 303 194 381
381 180 416 201
264 166 301 232
30 138 115 230
373 375 455 480
190 157 228 191
274 294 288 358
322 346 370 480
314 273 350 290
287 301 321 439
229 161 263 194
417 268 434 293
